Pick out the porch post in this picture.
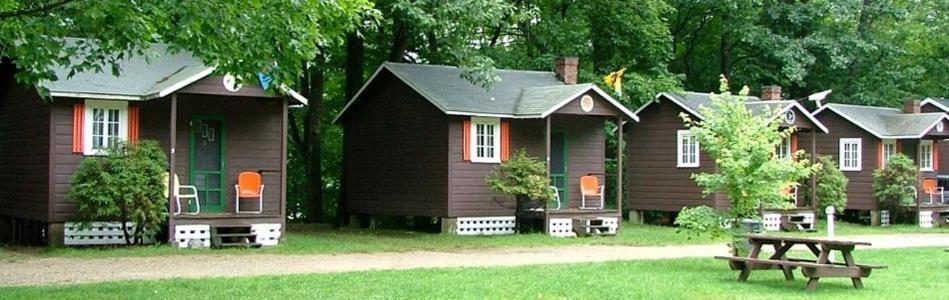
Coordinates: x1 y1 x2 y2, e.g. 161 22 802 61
544 116 551 230
810 130 817 209
280 98 288 233
616 117 623 217
168 93 178 242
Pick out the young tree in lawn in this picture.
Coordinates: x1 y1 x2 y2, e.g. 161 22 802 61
674 76 817 241
486 149 554 231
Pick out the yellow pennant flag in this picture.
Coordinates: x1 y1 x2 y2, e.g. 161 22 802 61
603 68 626 96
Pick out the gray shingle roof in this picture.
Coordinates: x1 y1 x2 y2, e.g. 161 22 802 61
817 103 947 138
335 63 637 122
40 38 212 100
644 91 829 133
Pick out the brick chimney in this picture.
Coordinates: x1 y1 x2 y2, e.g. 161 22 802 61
555 57 578 85
903 99 921 114
761 85 782 101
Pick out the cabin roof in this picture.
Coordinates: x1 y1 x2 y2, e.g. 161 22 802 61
637 91 829 133
38 38 306 104
813 103 948 139
921 97 949 112
333 63 638 122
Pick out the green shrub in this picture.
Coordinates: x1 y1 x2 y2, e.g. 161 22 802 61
873 153 917 223
68 140 168 244
674 206 727 238
485 149 553 209
802 155 849 217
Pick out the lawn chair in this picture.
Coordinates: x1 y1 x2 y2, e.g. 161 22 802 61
923 179 944 204
235 171 264 213
580 175 604 210
549 186 562 210
173 174 200 215
782 185 799 206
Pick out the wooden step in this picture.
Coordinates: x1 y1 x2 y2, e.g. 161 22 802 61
215 233 257 238
220 242 263 248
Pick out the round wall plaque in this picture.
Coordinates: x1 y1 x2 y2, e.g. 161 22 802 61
784 110 796 124
937 122 944 132
222 74 242 92
580 95 594 112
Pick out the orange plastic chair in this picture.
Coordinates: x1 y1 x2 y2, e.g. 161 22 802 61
782 185 798 206
234 172 264 213
580 176 604 209
922 179 943 204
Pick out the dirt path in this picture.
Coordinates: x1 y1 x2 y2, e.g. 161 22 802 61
1 234 947 287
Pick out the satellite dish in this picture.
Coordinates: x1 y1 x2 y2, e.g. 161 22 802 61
808 89 832 107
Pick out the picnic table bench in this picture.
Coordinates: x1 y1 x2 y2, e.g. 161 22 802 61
715 235 887 292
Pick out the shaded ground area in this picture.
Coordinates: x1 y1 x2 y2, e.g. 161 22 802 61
0 234 946 287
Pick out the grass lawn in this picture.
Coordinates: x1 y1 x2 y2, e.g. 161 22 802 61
0 247 943 299
0 220 946 260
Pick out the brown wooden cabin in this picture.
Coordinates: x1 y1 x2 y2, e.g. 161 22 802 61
804 100 949 225
334 58 638 236
625 86 828 228
0 40 304 246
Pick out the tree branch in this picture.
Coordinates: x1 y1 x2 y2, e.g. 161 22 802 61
0 0 78 19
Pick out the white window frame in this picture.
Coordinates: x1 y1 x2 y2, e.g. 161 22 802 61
920 140 933 171
83 100 129 156
839 138 862 171
470 117 501 163
775 136 792 159
676 130 700 168
882 139 897 165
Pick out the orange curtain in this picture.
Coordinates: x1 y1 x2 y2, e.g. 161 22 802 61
462 118 471 161
877 141 884 169
500 120 510 161
128 105 140 143
790 134 798 161
72 103 84 153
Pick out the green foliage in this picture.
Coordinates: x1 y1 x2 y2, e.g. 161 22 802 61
0 0 375 90
873 153 917 223
674 206 728 239
807 155 849 217
485 149 553 206
682 77 818 219
68 141 168 245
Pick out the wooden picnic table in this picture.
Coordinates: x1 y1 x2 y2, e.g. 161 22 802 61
715 234 886 292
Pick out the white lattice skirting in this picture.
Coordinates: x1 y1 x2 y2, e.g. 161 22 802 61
175 224 211 248
548 218 575 237
251 223 282 246
575 217 619 235
64 222 155 246
455 216 516 235
919 211 933 228
880 210 891 227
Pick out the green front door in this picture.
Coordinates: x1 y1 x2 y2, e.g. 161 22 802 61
190 116 226 212
550 130 568 208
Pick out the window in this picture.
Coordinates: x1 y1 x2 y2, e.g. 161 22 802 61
84 100 128 155
677 130 699 167
882 139 897 165
920 140 933 171
839 138 862 171
470 117 500 163
775 136 792 159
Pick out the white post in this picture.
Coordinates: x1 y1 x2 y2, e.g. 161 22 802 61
825 206 836 262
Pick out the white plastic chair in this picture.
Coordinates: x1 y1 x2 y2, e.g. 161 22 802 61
173 174 200 215
549 186 562 210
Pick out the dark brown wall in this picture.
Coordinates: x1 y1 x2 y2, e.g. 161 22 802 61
48 94 285 222
553 92 621 117
0 83 50 221
625 100 721 212
801 111 880 210
342 71 450 217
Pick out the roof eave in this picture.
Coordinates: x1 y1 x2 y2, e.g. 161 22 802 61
538 84 639 121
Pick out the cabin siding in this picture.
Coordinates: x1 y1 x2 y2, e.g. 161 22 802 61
803 111 880 210
0 84 50 221
625 101 719 212
343 72 450 217
555 115 607 207
49 95 285 222
921 104 949 173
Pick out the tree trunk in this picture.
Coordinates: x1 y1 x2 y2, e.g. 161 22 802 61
336 32 365 227
303 58 325 223
388 19 409 62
